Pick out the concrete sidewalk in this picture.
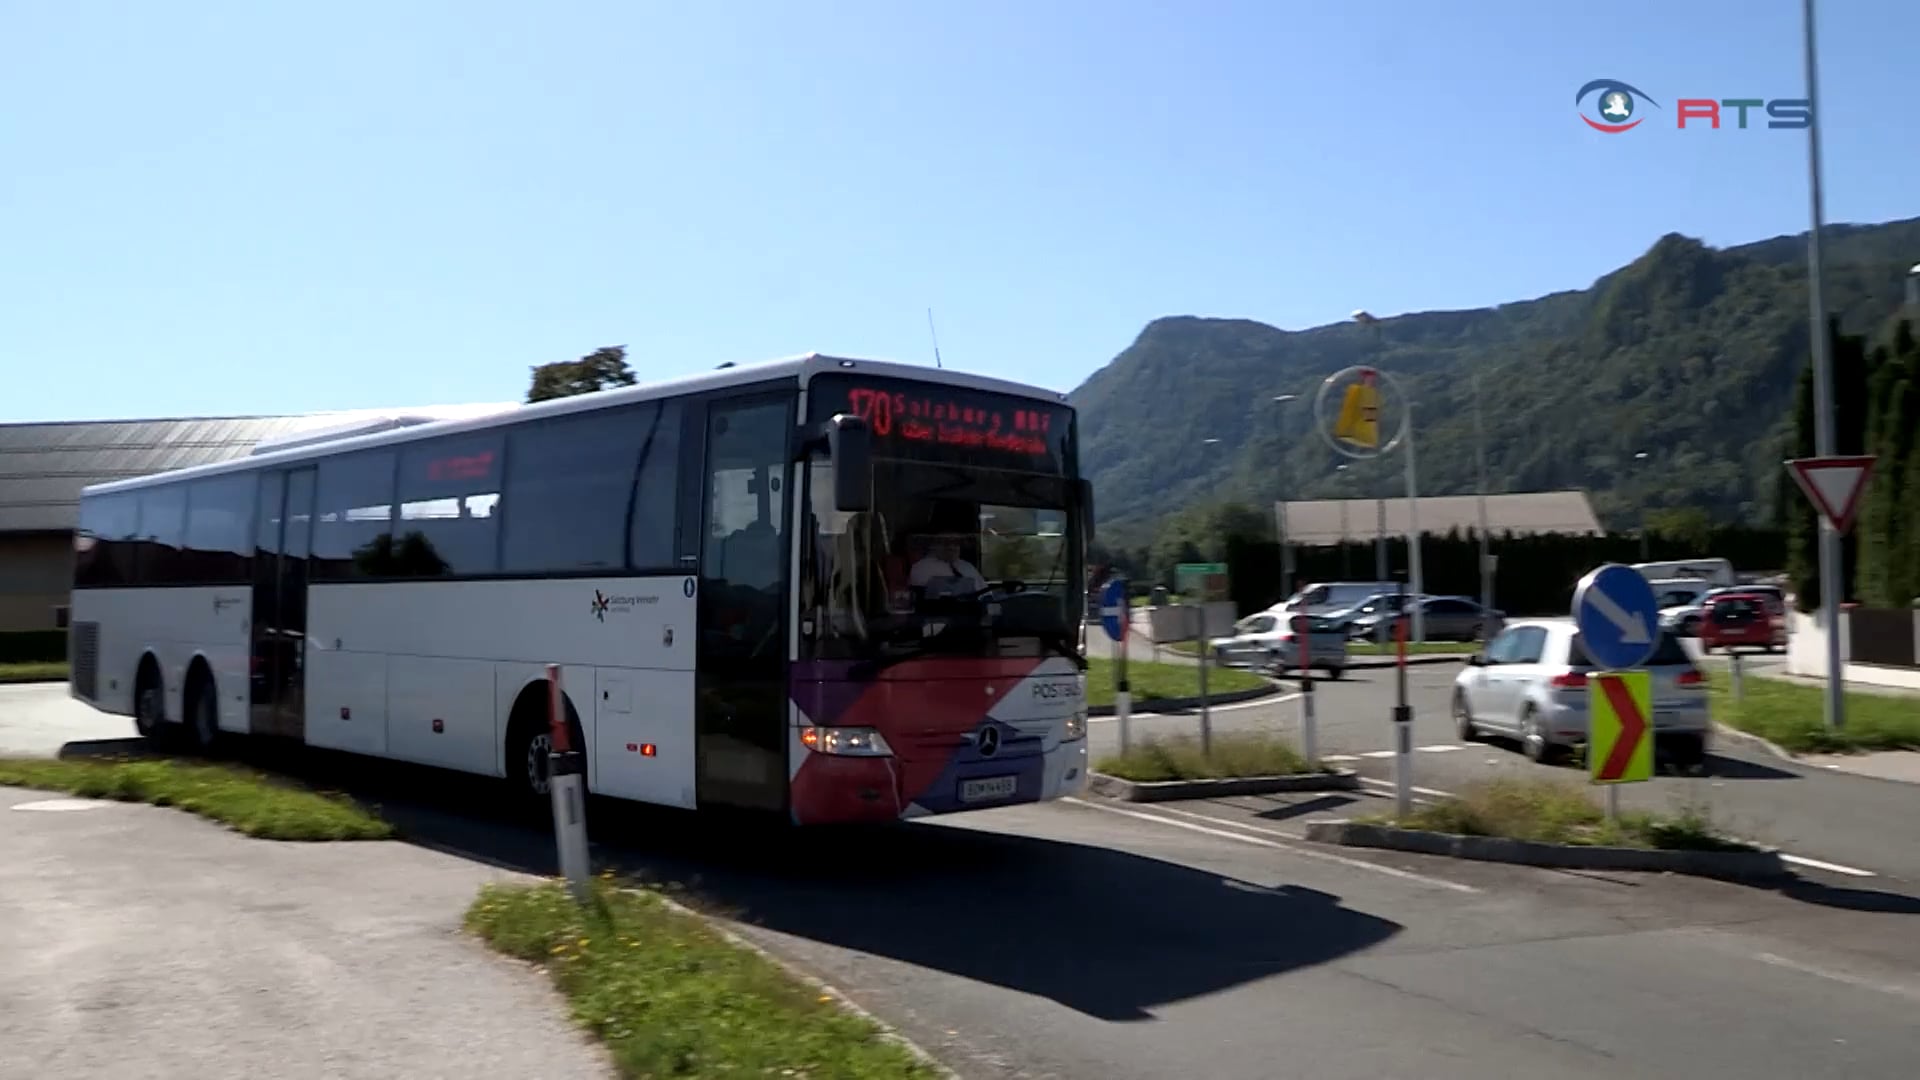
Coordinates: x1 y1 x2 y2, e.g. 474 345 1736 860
0 785 611 1080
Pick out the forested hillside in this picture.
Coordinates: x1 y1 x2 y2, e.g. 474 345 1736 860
1073 217 1920 551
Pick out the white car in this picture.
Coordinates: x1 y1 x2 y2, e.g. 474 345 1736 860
1450 617 1711 771
1209 612 1348 679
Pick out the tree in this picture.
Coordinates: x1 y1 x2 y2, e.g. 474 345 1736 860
526 345 637 403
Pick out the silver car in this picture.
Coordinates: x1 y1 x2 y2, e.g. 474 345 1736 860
1209 612 1349 679
1451 617 1710 770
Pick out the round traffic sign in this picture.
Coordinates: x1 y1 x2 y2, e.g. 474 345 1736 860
1571 563 1661 671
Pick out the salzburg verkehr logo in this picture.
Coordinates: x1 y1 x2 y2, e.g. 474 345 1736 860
1577 78 1812 133
591 590 611 622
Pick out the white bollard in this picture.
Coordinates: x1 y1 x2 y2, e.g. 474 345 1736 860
1730 650 1745 705
546 664 591 902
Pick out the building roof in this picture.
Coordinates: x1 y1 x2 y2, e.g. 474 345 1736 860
1275 491 1604 545
0 405 514 533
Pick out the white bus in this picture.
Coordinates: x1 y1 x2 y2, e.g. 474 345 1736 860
68 354 1094 824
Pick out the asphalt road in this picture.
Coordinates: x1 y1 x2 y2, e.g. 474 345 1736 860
10 681 1920 1077
1089 653 1920 886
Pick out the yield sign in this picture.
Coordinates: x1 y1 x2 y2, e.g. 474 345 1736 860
1786 455 1876 535
1588 670 1653 784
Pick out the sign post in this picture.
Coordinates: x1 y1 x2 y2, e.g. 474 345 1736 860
1786 454 1876 732
1292 614 1318 764
1176 562 1229 756
1099 578 1132 755
546 664 591 900
1572 565 1662 821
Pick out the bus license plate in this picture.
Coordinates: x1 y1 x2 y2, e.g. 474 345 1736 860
960 776 1017 803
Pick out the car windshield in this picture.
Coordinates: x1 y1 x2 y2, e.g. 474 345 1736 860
1567 630 1692 669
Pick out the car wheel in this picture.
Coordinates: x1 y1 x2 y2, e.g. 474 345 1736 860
1453 690 1478 742
1521 706 1558 765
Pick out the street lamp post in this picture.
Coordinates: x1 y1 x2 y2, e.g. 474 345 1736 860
1353 310 1426 642
1272 394 1300 598
1803 0 1844 732
1634 451 1651 560
1470 371 1494 616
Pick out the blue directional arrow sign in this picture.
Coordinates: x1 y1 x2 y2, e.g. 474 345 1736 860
1100 578 1129 642
1571 563 1661 671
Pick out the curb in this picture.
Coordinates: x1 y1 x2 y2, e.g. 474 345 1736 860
1086 769 1360 803
1711 722 1801 765
1087 681 1282 717
634 888 964 1080
0 676 66 686
1301 819 1791 883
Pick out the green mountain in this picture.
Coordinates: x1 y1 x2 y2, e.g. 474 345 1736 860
1072 217 1920 549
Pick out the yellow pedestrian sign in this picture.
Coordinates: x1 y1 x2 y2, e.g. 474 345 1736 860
1588 669 1653 784
1331 369 1381 449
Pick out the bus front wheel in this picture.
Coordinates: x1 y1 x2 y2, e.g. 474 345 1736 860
506 698 587 807
133 659 164 740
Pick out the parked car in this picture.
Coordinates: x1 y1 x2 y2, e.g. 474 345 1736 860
1451 617 1710 770
1270 581 1401 617
1325 591 1422 635
1352 595 1499 642
1208 612 1347 679
1698 591 1785 653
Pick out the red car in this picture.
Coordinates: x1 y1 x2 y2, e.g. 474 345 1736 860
1699 592 1784 653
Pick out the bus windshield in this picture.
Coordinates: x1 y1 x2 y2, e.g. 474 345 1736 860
799 375 1082 664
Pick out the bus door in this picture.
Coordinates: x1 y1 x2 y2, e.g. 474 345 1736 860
692 394 793 812
249 466 315 740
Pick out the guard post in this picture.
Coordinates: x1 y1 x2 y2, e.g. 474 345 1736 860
1098 577 1132 755
1391 572 1413 817
546 664 591 901
1293 613 1318 764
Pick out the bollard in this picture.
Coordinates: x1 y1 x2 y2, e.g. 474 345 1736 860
1392 609 1413 819
1294 615 1318 764
1730 650 1745 705
1116 619 1132 756
546 664 591 902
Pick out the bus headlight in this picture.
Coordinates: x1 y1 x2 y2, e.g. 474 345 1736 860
1063 712 1087 742
799 726 894 757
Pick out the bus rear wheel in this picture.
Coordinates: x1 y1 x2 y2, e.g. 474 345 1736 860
184 670 221 753
506 704 587 808
133 660 164 741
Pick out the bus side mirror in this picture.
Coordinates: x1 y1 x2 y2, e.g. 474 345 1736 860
1077 478 1095 545
827 414 872 512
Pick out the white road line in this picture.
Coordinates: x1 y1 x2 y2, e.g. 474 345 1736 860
1358 750 1397 759
1060 797 1479 893
1355 776 1459 800
1416 744 1465 753
1778 853 1876 878
1322 754 1359 763
1752 952 1920 1002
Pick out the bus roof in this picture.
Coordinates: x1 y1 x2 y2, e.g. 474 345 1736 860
80 353 1073 497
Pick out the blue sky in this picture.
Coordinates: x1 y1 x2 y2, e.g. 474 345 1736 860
4 1 1914 421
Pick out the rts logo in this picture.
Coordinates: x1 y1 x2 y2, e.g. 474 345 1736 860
1577 78 1811 133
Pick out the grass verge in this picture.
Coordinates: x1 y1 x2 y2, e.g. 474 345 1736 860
1084 655 1266 708
466 879 938 1079
1365 777 1752 851
1708 669 1920 754
0 661 67 684
1094 731 1315 781
0 756 393 840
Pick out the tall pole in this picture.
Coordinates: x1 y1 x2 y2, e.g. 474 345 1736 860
1404 412 1426 642
1375 497 1388 582
1803 0 1844 732
1471 372 1493 615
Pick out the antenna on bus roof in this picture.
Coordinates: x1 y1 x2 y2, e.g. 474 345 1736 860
926 308 944 369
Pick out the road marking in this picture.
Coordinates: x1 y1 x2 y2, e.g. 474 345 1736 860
1323 754 1358 763
1752 951 1920 1002
1355 776 1458 800
1061 797 1478 893
1358 749 1396 759
1778 853 1876 878
1416 744 1465 753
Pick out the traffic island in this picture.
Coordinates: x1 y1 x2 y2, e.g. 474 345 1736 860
1088 732 1357 802
466 877 947 1079
1084 656 1278 715
1302 777 1788 883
